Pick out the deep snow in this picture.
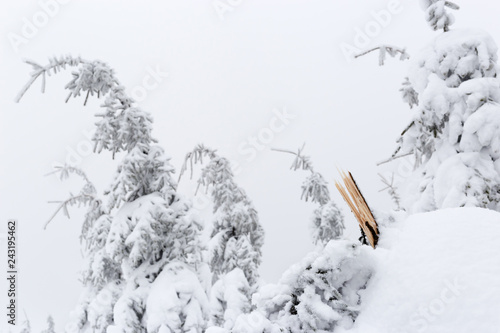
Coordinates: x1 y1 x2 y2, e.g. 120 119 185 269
344 207 500 333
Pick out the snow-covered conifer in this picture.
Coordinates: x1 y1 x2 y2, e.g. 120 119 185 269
253 240 373 332
181 145 264 286
359 5 500 213
17 56 207 333
180 145 264 331
273 146 344 246
392 18 500 212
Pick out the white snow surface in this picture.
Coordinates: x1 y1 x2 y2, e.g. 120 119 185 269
342 207 500 333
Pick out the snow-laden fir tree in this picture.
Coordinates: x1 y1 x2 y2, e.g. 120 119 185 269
180 145 264 331
41 315 56 333
17 56 209 333
232 240 373 333
273 146 344 246
384 6 500 213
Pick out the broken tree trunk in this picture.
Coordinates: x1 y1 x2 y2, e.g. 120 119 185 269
335 170 379 248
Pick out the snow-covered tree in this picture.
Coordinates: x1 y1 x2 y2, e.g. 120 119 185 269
181 145 264 286
41 315 56 333
18 57 208 333
251 240 373 332
371 6 500 213
180 145 264 331
273 146 345 246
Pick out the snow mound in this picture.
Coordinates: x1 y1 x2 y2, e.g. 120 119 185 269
346 207 500 333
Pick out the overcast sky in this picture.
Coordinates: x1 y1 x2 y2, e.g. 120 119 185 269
2 0 500 331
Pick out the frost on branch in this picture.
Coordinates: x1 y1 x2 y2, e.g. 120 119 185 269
273 146 344 246
378 173 402 211
355 45 409 66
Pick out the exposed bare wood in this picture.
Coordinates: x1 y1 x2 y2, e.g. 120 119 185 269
335 170 379 248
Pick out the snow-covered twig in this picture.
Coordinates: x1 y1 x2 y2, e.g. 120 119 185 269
376 152 413 166
354 45 409 66
378 173 402 210
45 193 96 230
178 144 218 182
15 55 87 102
43 165 98 230
271 143 314 173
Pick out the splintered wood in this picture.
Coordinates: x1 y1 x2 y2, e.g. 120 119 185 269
335 170 379 248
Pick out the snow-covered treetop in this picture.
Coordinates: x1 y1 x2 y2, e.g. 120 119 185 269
273 146 345 246
419 0 459 32
394 29 500 164
16 55 156 158
180 144 264 285
409 29 498 93
272 145 331 205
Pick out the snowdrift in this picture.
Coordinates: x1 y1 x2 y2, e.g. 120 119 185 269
346 207 500 333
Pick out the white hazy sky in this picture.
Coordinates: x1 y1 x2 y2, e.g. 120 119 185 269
2 0 500 331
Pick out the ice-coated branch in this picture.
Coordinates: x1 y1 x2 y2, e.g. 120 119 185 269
44 165 99 230
178 143 218 182
271 143 314 173
45 193 96 230
378 173 402 210
354 45 410 66
15 55 87 103
376 151 413 166
46 164 94 186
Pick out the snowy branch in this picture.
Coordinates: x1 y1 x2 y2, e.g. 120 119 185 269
376 152 413 166
178 144 218 182
271 143 314 173
354 45 409 66
15 55 87 103
378 173 402 210
44 165 99 230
